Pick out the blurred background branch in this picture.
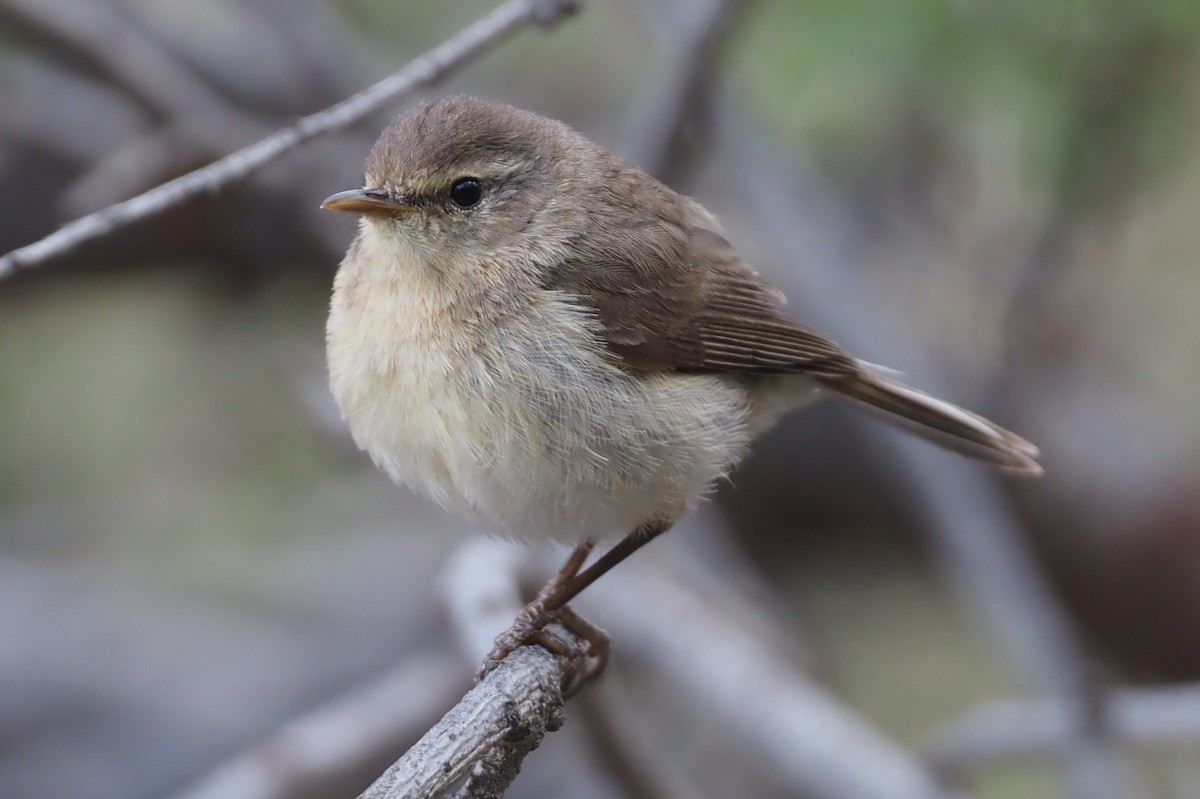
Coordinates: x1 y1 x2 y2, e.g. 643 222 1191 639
168 652 464 799
925 682 1200 784
618 0 754 186
724 129 1141 798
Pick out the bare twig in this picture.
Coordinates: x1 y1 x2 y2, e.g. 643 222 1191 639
0 0 582 281
456 530 957 799
355 645 571 799
168 652 465 799
924 683 1200 782
441 535 959 799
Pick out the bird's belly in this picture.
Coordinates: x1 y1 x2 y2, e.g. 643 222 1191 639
329 311 753 543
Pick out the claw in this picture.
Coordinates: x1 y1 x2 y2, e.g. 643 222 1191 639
477 599 550 678
476 601 610 696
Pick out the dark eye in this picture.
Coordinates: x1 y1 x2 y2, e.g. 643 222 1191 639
448 178 483 208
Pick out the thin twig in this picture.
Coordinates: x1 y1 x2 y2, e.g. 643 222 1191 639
466 535 957 799
0 0 582 281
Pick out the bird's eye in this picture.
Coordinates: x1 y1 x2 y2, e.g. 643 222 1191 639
448 178 483 209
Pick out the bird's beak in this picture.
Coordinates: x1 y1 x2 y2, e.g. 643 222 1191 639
320 188 414 216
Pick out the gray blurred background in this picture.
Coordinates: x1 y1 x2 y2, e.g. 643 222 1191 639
2 1 1200 798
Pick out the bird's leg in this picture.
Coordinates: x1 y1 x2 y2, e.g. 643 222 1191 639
554 605 611 677
480 520 671 676
540 539 595 601
542 519 671 612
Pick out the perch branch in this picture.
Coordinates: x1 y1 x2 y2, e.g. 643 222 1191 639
356 646 571 799
0 0 582 282
353 541 600 799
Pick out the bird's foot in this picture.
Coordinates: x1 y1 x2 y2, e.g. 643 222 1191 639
477 601 610 696
480 597 551 671
554 604 611 679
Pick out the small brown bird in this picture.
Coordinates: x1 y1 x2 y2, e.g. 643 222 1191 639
322 96 1040 661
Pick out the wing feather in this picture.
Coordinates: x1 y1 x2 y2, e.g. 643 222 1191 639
542 179 858 378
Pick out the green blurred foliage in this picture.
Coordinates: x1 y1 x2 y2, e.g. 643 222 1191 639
736 0 1200 198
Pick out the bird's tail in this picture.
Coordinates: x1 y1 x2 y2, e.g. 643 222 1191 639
823 369 1042 476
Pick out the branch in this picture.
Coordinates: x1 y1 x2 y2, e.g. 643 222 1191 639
0 0 582 282
354 542 599 799
357 646 569 799
924 682 1200 782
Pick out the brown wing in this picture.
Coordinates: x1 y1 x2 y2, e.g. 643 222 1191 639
678 226 857 377
540 167 1041 475
544 181 858 378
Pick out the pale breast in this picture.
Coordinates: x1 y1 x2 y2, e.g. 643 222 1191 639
452 299 755 541
326 233 754 542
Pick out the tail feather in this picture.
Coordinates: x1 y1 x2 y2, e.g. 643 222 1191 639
824 370 1042 476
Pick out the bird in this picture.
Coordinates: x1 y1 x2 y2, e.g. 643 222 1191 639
321 95 1040 665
